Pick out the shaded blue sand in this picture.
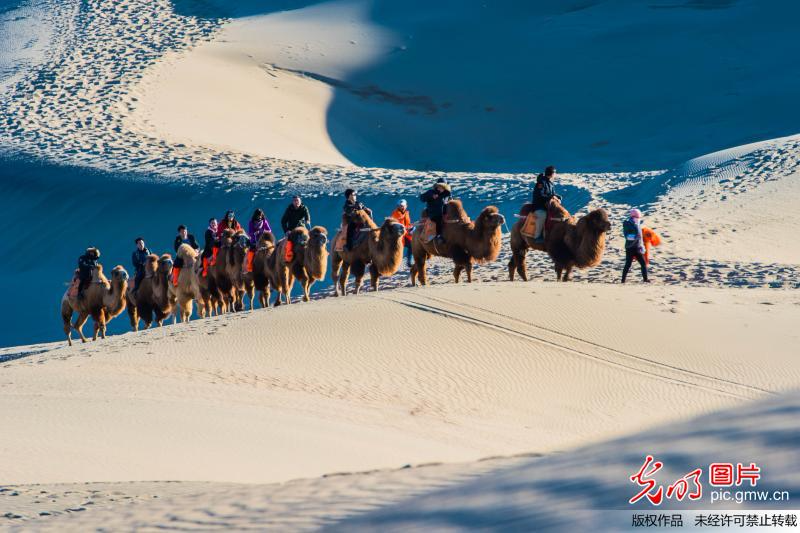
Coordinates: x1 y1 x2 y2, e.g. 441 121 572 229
0 156 588 348
173 0 800 173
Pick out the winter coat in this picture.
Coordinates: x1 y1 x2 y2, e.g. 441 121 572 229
390 208 412 244
173 234 199 252
78 253 99 281
623 217 645 253
531 174 557 211
281 204 311 233
217 219 243 239
131 247 151 275
202 228 218 258
420 186 451 219
248 218 272 245
344 199 372 220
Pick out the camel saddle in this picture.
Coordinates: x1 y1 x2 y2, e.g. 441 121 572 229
421 218 437 242
66 270 80 298
520 203 563 239
333 226 346 252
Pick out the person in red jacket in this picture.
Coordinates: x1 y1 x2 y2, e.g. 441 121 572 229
217 210 243 239
390 199 413 267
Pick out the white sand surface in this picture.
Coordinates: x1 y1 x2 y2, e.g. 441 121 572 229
2 282 799 528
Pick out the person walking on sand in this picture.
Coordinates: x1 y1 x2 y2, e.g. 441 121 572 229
172 225 200 285
390 199 414 267
420 178 451 243
531 165 561 244
131 237 150 293
201 218 219 277
281 196 311 235
622 208 649 283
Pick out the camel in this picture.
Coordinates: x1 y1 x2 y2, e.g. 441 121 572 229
291 226 329 302
508 200 611 281
226 232 254 311
410 200 505 286
269 227 310 306
209 229 244 312
252 232 277 308
170 243 199 322
61 264 129 346
189 250 221 318
126 253 176 330
331 210 406 296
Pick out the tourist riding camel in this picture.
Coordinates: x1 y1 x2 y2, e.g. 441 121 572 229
343 189 372 251
127 253 176 330
252 232 277 308
172 224 200 286
281 195 311 234
530 166 561 244
217 210 243 238
171 243 200 321
61 264 129 346
201 218 219 279
290 226 329 302
508 200 611 282
131 238 150 293
76 247 101 299
332 209 405 295
419 178 451 243
410 199 505 285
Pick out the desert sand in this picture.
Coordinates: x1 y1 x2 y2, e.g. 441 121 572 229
1 0 799 530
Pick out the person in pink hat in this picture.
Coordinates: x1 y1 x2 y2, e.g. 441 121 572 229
622 208 649 283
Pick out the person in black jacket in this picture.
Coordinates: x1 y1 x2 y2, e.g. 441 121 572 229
343 189 372 251
172 225 200 285
77 247 101 299
131 237 150 293
281 196 311 234
530 165 561 243
420 178 451 241
201 219 218 278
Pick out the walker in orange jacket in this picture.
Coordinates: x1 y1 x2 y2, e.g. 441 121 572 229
642 226 661 265
390 207 413 245
172 267 181 286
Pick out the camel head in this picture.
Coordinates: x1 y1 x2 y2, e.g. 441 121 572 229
220 228 238 248
475 206 506 231
288 227 310 247
308 226 328 248
230 233 250 264
110 265 129 283
157 254 174 275
258 232 276 247
380 217 406 239
144 254 159 275
582 208 612 234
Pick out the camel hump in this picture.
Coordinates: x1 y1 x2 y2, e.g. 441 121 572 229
445 199 470 223
177 243 197 261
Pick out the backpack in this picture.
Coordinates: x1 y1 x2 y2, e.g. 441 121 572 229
622 218 640 249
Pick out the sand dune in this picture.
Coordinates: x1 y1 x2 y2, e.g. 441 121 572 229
2 282 799 527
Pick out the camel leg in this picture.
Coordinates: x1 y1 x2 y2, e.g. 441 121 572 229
127 304 139 332
73 313 89 343
414 254 428 286
331 252 343 297
339 263 351 296
508 256 516 282
352 262 366 295
554 264 563 281
562 265 574 282
302 279 311 302
465 261 474 283
453 264 463 284
369 264 380 292
61 302 74 346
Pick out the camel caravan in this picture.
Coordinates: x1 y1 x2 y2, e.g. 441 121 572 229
60 168 645 346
